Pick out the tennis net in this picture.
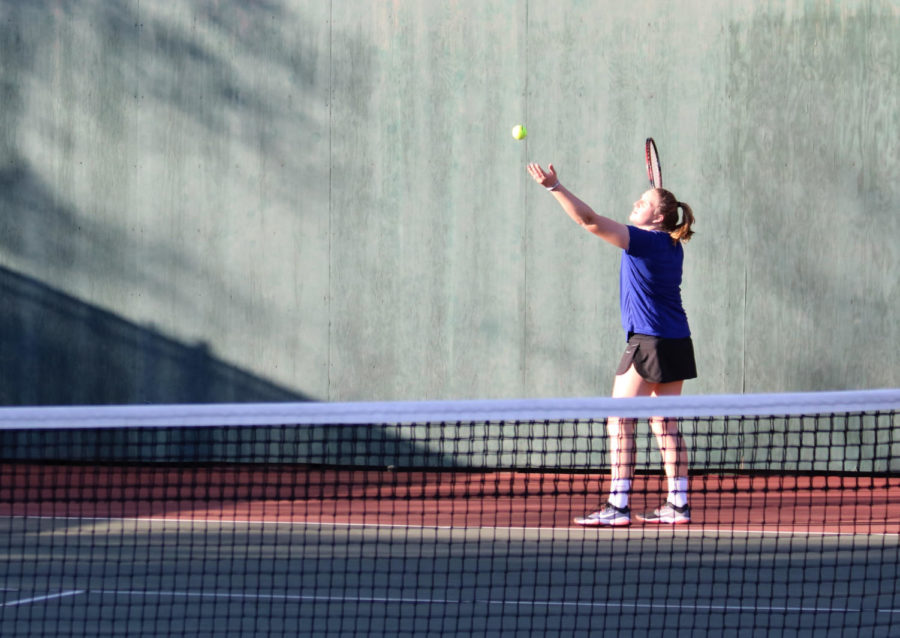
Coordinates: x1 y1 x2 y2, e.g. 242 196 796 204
1 389 898 636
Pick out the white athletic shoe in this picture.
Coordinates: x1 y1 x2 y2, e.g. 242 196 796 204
574 503 631 527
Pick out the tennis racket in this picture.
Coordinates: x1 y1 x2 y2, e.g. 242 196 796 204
645 137 662 188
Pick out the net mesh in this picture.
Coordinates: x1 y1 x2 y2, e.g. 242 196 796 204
1 390 898 636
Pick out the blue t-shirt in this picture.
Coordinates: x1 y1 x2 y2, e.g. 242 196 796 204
619 226 691 339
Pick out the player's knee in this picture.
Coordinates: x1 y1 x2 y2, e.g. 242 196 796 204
607 417 636 438
650 417 680 437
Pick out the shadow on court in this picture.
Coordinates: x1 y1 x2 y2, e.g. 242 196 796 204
1 516 898 637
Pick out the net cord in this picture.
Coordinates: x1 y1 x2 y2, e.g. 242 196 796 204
0 389 897 430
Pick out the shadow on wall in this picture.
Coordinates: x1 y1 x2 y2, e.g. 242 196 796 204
0 265 306 406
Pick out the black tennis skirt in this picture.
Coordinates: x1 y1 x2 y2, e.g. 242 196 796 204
615 332 697 384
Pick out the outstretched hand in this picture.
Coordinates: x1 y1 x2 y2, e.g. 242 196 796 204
527 162 559 189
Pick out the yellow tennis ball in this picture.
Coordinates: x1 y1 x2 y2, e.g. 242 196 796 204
512 124 527 140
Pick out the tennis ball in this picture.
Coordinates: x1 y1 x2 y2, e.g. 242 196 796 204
511 124 527 140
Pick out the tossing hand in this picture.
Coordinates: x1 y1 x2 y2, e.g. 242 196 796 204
526 163 560 190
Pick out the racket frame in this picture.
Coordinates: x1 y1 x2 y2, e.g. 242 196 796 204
645 138 662 189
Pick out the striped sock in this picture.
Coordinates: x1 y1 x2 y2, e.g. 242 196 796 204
668 477 689 508
608 479 632 509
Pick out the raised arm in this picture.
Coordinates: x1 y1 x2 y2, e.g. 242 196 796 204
527 163 630 250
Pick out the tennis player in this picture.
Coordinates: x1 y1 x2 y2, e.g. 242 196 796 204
527 162 697 526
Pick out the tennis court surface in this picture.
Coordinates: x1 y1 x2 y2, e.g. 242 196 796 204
1 390 898 636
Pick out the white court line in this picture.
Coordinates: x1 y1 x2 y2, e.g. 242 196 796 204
82 589 899 615
483 599 865 614
4 588 896 617
2 513 897 539
2 590 85 607
94 590 460 605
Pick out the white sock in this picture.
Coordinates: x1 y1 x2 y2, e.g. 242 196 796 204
668 477 689 508
608 479 631 509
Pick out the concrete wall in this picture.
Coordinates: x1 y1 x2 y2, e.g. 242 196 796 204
1 1 897 405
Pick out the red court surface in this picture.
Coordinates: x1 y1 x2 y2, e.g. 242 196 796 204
1 463 898 535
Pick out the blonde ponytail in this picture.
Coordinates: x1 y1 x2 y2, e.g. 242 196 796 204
654 189 696 244
671 201 695 243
